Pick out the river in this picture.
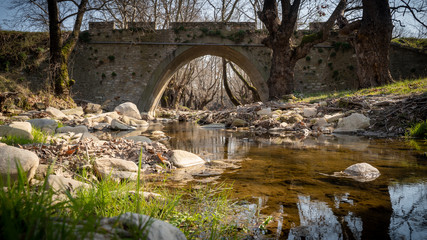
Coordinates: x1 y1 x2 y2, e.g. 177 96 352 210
160 122 427 240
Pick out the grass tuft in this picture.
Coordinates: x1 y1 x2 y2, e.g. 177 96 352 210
0 127 50 146
407 120 427 139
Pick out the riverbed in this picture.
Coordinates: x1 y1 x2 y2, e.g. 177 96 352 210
161 122 427 239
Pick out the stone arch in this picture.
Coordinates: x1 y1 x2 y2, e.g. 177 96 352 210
137 45 269 114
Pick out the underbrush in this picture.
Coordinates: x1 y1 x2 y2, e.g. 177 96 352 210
0 155 252 239
299 77 427 103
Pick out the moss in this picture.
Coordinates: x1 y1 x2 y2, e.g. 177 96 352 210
305 56 311 61
300 32 323 46
111 72 117 77
108 55 115 61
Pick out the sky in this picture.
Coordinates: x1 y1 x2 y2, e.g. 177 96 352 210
0 0 424 37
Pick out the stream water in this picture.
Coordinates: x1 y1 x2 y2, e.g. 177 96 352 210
160 122 427 240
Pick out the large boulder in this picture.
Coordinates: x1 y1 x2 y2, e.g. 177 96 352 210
0 122 33 140
334 113 370 133
27 119 57 134
114 102 141 120
170 150 205 168
0 145 39 184
343 163 380 182
101 212 187 240
94 158 138 181
45 107 68 119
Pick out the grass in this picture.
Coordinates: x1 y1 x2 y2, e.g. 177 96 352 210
0 150 252 239
407 120 427 139
0 127 50 145
392 38 427 51
298 78 427 103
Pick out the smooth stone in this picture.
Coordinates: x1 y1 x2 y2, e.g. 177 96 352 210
315 117 328 127
61 107 84 116
170 150 205 168
303 107 317 117
45 107 68 119
343 163 380 182
27 118 58 134
56 125 89 134
0 122 33 140
334 113 370 133
0 145 39 184
103 212 187 240
94 158 138 180
124 136 152 143
114 102 141 120
111 119 135 130
47 175 90 192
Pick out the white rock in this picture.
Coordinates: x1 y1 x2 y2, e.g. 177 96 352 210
107 212 187 240
303 107 317 118
170 150 205 168
47 175 90 192
0 145 39 184
325 113 345 123
27 119 57 134
334 113 370 132
93 122 109 130
114 102 141 120
0 122 33 140
46 107 68 119
94 158 138 181
257 107 272 116
343 163 380 182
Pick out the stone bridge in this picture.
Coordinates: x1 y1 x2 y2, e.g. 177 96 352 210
72 22 271 114
72 22 427 114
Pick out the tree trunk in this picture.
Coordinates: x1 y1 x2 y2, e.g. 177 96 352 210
354 0 393 88
222 58 241 106
228 61 262 102
47 0 88 96
268 47 296 100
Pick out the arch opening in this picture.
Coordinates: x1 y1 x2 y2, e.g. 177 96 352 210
137 45 269 115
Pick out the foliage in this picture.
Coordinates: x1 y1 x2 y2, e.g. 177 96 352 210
0 31 49 72
407 120 427 139
299 78 427 103
0 156 251 239
0 127 50 146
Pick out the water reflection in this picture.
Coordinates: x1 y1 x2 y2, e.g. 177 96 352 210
389 182 427 240
288 195 343 240
162 122 427 239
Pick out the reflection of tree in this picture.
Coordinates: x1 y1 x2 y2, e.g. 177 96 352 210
389 182 427 240
288 195 343 240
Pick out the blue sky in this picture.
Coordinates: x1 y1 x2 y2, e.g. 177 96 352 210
0 1 13 30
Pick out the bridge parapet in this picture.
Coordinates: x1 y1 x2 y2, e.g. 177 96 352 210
170 22 256 31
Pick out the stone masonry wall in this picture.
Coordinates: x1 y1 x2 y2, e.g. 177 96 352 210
71 22 427 110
